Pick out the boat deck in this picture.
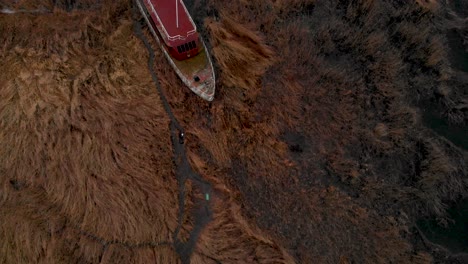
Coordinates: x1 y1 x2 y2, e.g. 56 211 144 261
144 0 196 41
136 0 215 101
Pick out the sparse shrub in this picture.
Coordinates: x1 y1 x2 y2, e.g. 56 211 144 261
374 123 389 137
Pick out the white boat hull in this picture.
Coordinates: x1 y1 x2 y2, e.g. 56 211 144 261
136 0 216 101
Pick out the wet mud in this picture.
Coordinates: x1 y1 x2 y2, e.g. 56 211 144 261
131 3 213 262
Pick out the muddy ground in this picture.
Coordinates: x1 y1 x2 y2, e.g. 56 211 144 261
1 0 467 263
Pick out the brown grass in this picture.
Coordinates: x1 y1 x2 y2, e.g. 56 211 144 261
0 0 297 263
1 0 467 263
206 15 275 91
415 0 440 11
192 195 295 264
196 0 466 262
0 2 180 262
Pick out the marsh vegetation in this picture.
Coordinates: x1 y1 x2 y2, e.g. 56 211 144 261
0 0 467 263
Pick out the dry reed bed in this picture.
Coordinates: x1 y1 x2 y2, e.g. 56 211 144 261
0 0 295 263
137 5 296 263
1 0 467 263
175 0 467 263
0 2 181 262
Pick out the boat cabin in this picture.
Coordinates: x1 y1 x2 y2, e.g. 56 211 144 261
142 0 201 61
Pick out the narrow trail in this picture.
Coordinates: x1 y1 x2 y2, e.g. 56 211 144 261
131 2 214 263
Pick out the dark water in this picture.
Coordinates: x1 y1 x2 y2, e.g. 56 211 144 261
446 29 468 72
132 5 213 263
417 4 468 255
420 18 468 151
417 198 468 254
422 108 468 150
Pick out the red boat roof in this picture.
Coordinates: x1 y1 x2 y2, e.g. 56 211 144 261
143 0 197 43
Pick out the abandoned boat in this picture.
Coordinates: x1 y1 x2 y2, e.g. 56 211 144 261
136 0 216 101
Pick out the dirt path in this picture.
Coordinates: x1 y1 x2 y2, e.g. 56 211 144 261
131 2 213 263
